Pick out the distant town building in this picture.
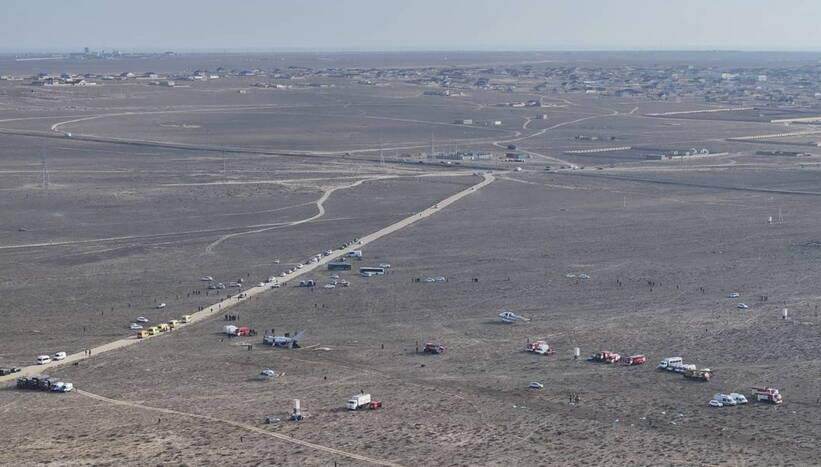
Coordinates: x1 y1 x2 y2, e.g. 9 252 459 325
505 153 530 161
431 152 493 161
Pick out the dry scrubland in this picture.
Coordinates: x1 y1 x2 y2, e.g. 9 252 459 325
0 53 819 466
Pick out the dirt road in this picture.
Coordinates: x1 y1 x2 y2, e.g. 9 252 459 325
77 389 402 466
0 172 495 384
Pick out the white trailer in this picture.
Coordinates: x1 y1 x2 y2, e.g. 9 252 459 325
671 363 696 373
346 393 371 410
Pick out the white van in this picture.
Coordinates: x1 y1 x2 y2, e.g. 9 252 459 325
36 355 51 365
713 394 737 406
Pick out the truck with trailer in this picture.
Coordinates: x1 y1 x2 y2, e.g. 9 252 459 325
17 375 55 391
684 368 713 381
657 357 696 373
347 393 372 410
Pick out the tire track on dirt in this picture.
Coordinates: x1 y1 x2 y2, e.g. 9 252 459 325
76 389 403 466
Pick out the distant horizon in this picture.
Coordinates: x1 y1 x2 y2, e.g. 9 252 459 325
3 47 821 55
3 1 821 54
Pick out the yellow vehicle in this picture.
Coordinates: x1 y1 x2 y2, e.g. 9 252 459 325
168 319 180 329
136 330 150 339
158 323 170 332
147 326 160 336
181 315 192 323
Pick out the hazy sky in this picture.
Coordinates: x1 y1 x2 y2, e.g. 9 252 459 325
2 0 820 52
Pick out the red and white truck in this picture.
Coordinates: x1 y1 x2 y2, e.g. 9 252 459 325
422 343 445 354
588 350 621 363
751 386 783 404
526 341 556 355
623 354 646 365
347 394 381 410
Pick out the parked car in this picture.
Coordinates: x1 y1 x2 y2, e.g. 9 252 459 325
136 316 149 323
708 399 723 407
36 355 51 365
528 382 544 389
49 382 74 392
52 352 67 361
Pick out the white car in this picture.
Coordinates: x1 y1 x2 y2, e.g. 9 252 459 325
330 275 340 279
130 323 144 330
528 382 544 389
36 355 51 365
564 274 576 278
136 316 149 323
53 351 67 361
708 399 723 407
729 393 748 404
280 272 287 277
577 273 591 279
50 382 74 392
297 264 304 269
323 284 335 289
737 303 749 309
258 282 265 287
200 276 214 281
260 369 276 378
728 292 740 298
156 303 166 309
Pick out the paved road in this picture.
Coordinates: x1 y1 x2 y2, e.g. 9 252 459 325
0 172 495 384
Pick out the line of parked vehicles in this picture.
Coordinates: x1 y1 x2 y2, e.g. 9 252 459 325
134 315 192 338
34 351 66 366
17 375 73 392
425 336 785 407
